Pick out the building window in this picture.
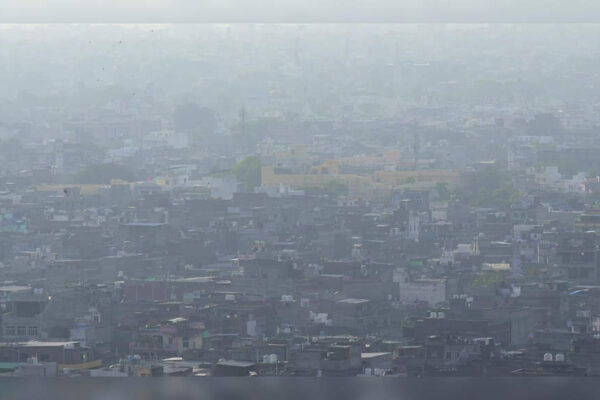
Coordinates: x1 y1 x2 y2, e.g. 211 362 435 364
182 337 189 349
28 326 38 336
445 351 452 360
5 326 15 336
17 326 26 336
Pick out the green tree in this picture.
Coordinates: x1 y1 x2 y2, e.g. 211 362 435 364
231 156 261 191
435 182 450 200
463 165 521 208
473 271 503 287
489 184 521 209
324 180 349 196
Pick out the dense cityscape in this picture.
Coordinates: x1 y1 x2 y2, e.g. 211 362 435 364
2 24 600 378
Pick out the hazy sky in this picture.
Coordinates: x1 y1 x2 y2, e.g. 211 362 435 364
3 0 600 23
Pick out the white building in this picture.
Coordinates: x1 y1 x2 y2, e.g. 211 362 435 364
142 130 188 150
408 210 420 242
394 269 446 306
198 176 239 200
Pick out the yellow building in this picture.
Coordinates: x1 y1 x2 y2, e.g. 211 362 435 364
34 184 109 196
261 162 458 200
35 180 133 196
374 169 459 185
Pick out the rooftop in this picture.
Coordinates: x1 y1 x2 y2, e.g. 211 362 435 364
361 352 392 359
216 360 255 368
337 298 370 304
0 285 30 293
0 341 79 348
